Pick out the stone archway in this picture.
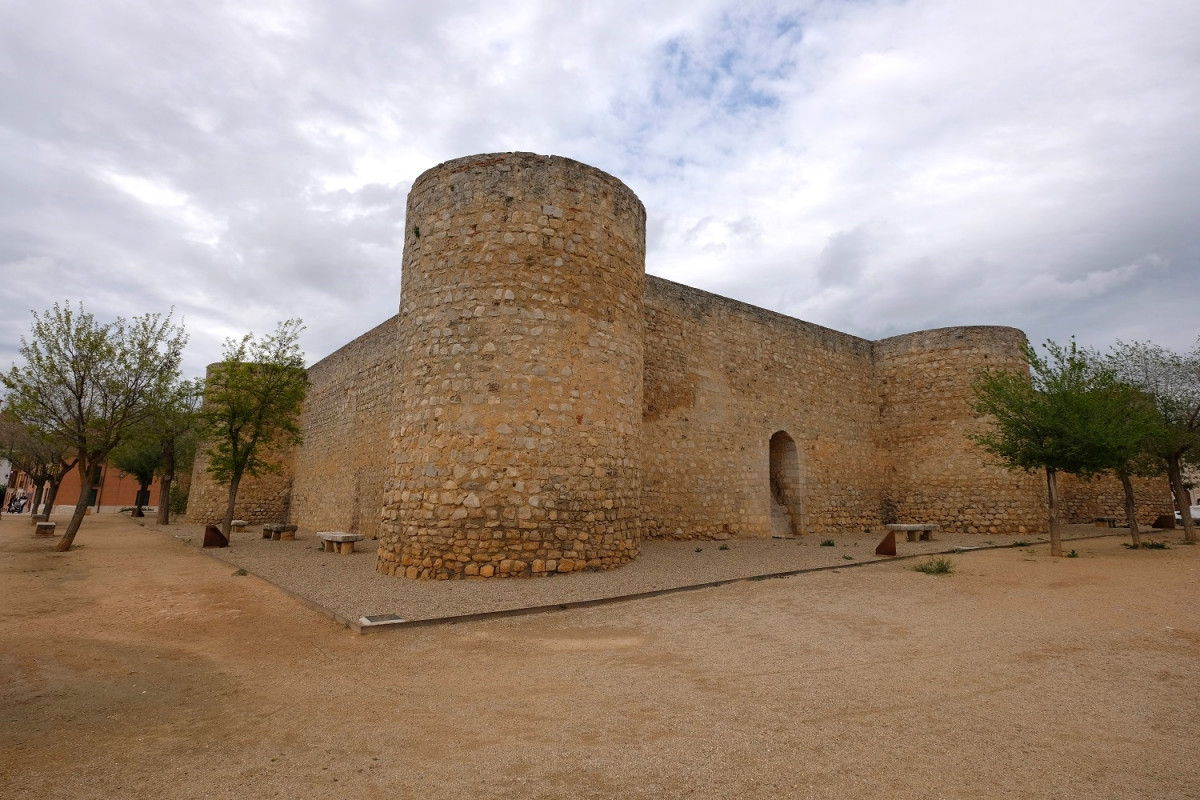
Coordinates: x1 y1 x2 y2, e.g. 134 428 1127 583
770 431 803 538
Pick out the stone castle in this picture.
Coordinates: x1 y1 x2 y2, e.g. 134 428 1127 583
187 152 1169 578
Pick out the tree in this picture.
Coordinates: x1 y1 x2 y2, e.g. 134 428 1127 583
111 377 203 523
970 339 1147 556
109 428 160 516
151 378 203 525
0 413 77 517
1107 338 1200 543
1 303 187 550
199 320 307 537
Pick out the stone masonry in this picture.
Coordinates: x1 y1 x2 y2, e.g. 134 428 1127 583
378 153 645 579
187 150 1171 576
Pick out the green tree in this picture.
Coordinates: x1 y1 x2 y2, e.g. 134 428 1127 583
112 377 204 523
151 378 203 525
199 320 307 536
1 303 187 550
109 426 161 516
970 339 1149 556
1106 338 1200 543
0 413 77 517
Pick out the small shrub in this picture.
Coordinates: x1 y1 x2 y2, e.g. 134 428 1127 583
232 568 247 577
695 547 703 553
820 539 835 547
842 554 854 560
169 485 189 516
718 543 730 551
913 557 954 575
1066 549 1079 558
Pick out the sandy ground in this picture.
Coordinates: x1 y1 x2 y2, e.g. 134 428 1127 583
3 513 1199 799
158 520 1071 626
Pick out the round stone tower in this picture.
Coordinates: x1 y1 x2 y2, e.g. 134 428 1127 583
379 152 646 579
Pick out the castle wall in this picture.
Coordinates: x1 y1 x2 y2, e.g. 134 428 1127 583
378 153 646 578
186 152 1161 575
1058 472 1172 526
873 327 1048 535
641 277 884 539
288 317 398 539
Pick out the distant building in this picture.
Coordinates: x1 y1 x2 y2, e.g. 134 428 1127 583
6 461 161 515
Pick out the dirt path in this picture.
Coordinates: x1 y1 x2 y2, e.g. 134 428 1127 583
3 514 1198 799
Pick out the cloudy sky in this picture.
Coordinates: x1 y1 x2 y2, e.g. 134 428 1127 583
2 0 1197 379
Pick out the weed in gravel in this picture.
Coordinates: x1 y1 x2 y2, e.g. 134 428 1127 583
842 554 854 560
913 557 954 575
232 568 247 577
820 539 835 547
695 547 703 553
719 543 730 551
1143 540 1169 550
1066 549 1079 558
1012 541 1030 547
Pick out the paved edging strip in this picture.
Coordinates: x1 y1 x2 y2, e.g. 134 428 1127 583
350 532 1125 633
167 526 1138 633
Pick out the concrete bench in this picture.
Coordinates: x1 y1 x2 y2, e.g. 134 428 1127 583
34 521 56 538
231 519 248 533
1093 517 1117 528
316 531 365 554
886 523 939 542
262 523 298 541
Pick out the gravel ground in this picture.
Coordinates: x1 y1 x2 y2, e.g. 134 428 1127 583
5 514 1198 799
153 520 1117 625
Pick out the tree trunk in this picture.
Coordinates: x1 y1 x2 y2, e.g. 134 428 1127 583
1117 469 1140 547
1166 455 1195 543
222 474 242 539
42 480 60 517
57 462 94 551
30 483 45 517
134 479 151 517
156 474 173 525
156 444 175 526
1046 467 1063 557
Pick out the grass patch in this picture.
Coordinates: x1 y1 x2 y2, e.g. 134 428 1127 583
842 554 854 560
232 568 247 577
695 547 703 553
1066 549 1079 558
820 539 835 547
718 543 730 551
1011 541 1030 547
1143 540 1169 550
913 557 954 575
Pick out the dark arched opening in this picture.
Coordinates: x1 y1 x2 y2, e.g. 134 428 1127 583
770 431 803 537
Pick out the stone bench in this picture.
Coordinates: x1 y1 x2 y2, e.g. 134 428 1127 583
262 523 298 541
231 519 248 533
316 531 365 554
34 521 56 538
1093 516 1117 528
886 523 939 542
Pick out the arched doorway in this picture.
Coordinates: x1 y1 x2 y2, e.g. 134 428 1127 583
769 431 803 537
